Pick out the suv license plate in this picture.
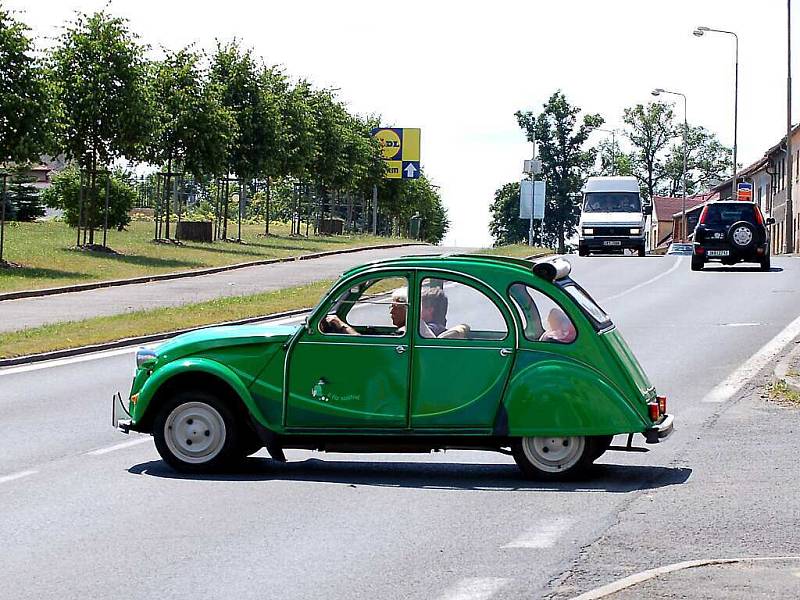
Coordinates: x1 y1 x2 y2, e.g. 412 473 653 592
603 241 622 246
707 250 729 257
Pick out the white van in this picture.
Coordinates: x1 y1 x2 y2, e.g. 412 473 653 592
578 176 650 257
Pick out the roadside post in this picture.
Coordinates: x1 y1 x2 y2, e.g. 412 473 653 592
370 128 422 236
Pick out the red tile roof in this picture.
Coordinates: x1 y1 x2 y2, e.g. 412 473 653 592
652 194 715 222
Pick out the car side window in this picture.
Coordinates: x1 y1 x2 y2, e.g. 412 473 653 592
418 278 508 341
509 284 577 344
319 276 408 337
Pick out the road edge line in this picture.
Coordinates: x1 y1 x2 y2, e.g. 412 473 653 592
569 556 800 600
601 257 683 303
0 242 427 302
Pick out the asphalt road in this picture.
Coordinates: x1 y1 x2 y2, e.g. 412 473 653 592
1 254 799 599
0 244 461 333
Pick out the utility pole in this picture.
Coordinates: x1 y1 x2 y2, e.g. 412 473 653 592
529 137 536 247
787 0 795 253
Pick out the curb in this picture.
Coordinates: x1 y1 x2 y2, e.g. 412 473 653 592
0 307 312 368
772 337 800 393
0 242 427 302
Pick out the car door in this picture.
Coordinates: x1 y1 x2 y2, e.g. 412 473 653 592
286 272 413 429
410 273 516 429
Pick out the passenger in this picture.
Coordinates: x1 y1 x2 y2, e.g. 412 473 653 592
539 308 577 343
323 288 407 335
419 286 448 337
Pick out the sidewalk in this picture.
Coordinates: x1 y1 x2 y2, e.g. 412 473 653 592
0 245 461 333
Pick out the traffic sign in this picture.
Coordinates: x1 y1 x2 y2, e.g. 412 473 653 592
737 182 753 201
371 128 421 179
519 180 546 219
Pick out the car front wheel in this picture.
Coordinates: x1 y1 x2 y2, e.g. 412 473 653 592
512 436 595 480
153 391 240 473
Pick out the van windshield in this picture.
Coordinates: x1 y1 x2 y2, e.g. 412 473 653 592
583 192 641 213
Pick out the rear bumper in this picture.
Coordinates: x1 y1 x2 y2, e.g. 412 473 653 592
644 414 674 443
693 242 768 262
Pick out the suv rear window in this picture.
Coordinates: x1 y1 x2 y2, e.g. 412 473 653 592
704 203 757 227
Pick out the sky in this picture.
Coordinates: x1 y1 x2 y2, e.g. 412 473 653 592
6 0 798 246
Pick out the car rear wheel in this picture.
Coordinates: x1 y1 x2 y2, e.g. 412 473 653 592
691 256 704 271
153 391 240 473
760 254 771 271
512 436 595 480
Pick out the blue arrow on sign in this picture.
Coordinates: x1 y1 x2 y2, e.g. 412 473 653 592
402 161 420 179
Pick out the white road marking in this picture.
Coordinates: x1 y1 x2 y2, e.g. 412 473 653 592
703 312 800 403
86 437 151 456
720 322 761 327
0 314 305 376
436 578 511 600
0 470 37 485
569 556 800 600
601 257 684 302
502 517 574 548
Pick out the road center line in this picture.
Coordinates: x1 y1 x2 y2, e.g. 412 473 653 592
502 517 574 548
601 257 683 303
436 577 511 600
703 312 800 403
0 470 38 485
86 437 151 455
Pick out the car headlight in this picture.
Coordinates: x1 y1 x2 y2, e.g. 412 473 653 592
583 228 594 235
630 228 641 235
135 347 158 368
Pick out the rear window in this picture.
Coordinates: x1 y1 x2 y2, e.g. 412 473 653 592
563 284 612 329
704 203 757 227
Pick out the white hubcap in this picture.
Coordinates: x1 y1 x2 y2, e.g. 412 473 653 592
164 402 226 464
521 436 585 473
732 226 753 246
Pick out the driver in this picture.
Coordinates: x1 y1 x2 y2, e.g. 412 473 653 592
322 288 407 335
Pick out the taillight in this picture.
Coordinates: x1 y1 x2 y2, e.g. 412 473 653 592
648 402 660 421
657 395 667 415
754 208 764 225
698 205 709 225
696 246 705 254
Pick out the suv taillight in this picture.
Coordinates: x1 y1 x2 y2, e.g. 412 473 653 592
698 205 709 225
754 207 764 225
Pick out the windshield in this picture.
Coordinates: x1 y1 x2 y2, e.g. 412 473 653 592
563 283 612 329
583 192 641 213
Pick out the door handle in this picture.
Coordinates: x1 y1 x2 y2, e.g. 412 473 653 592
396 345 407 354
499 348 513 357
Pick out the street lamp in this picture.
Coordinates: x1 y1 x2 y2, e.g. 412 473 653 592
595 127 619 175
652 88 688 240
693 25 739 201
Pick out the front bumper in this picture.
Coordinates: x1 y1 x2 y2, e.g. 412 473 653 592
112 391 132 433
644 414 674 444
580 236 645 250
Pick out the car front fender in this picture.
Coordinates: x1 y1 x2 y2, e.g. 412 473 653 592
503 356 649 437
132 357 267 429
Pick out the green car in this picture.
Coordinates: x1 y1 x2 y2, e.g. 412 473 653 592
114 254 673 480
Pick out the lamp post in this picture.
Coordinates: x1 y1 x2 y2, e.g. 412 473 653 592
652 88 688 240
786 0 794 253
693 26 739 201
595 127 619 175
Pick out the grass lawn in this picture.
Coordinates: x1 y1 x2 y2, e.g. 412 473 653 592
473 244 552 259
0 243 554 359
0 219 407 293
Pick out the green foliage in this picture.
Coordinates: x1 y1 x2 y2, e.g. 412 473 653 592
149 47 234 177
0 6 53 165
622 102 675 200
596 138 634 177
41 166 136 231
489 182 528 246
377 175 449 243
662 125 732 196
516 91 603 253
49 10 153 168
4 166 43 221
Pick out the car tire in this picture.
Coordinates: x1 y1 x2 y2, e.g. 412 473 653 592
637 246 646 257
153 390 240 473
760 254 771 271
578 245 588 257
512 436 596 480
727 220 757 251
589 435 614 461
691 256 704 271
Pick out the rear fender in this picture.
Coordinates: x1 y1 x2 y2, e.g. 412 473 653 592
503 358 648 436
133 357 268 429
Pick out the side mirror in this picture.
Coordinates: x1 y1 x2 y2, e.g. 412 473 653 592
304 316 313 334
642 204 653 216
766 217 776 225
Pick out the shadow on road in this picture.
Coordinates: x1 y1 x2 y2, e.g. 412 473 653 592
128 457 692 493
701 266 783 273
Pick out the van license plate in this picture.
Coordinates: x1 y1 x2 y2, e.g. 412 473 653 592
603 241 622 246
707 250 729 256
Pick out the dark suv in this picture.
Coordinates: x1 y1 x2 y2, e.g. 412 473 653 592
691 201 774 271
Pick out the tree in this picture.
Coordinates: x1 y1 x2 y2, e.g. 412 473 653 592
149 47 234 238
41 166 136 231
662 126 732 196
515 91 603 253
7 166 44 221
596 138 634 177
50 10 153 246
377 175 449 243
489 182 528 246
622 102 675 201
0 6 53 263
